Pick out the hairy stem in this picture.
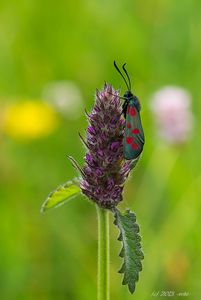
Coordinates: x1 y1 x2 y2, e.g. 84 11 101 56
96 205 110 300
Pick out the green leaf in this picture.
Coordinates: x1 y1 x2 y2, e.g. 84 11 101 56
41 178 81 213
113 208 144 294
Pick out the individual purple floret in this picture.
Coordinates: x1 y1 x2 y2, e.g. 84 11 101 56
77 83 134 209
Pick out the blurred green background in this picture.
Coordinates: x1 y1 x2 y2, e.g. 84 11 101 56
0 0 201 299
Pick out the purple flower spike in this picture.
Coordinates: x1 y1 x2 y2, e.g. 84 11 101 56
110 116 118 125
80 84 133 209
85 153 91 162
111 141 120 151
87 126 96 135
95 168 103 177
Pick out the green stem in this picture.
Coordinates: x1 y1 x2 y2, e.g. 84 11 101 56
96 205 110 300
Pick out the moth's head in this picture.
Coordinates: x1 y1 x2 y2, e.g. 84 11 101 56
123 90 133 99
124 91 141 111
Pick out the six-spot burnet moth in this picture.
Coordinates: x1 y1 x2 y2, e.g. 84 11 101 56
114 61 145 160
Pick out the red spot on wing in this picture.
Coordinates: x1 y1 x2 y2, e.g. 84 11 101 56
131 143 138 150
126 137 133 144
127 123 131 129
132 128 140 134
130 107 136 117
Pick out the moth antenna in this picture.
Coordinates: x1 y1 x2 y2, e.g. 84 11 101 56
122 63 131 91
114 61 130 91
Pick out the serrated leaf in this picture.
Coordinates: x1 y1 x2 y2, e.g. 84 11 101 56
41 178 80 213
119 247 125 258
113 208 144 294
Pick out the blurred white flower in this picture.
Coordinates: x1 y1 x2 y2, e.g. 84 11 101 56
42 81 83 119
150 86 194 144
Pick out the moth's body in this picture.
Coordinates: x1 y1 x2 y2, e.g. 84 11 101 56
122 91 145 160
114 61 145 160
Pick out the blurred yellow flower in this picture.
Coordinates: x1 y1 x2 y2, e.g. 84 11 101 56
3 100 59 140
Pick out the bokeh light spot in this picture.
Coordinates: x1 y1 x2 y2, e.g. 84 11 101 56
3 100 59 140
